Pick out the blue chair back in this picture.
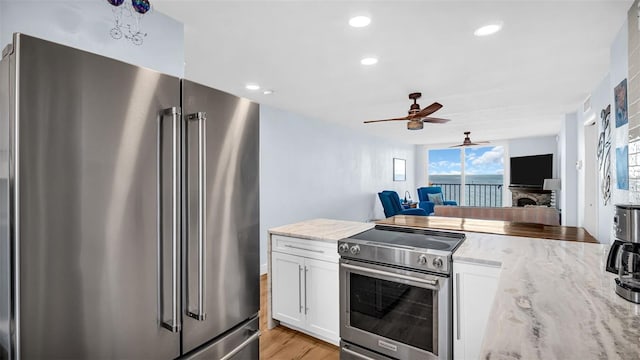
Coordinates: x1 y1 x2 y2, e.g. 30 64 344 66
417 186 443 201
378 191 403 217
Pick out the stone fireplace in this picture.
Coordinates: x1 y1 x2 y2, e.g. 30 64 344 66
509 187 552 207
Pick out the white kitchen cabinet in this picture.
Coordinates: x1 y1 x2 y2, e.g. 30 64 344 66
453 261 501 360
271 251 306 328
304 257 339 341
270 235 339 345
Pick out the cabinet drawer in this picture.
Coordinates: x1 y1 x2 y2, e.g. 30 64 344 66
271 234 338 262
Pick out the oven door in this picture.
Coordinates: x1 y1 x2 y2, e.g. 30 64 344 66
340 258 451 360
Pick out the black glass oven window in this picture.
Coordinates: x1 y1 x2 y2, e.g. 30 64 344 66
349 273 435 353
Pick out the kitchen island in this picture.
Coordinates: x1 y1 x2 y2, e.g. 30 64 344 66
267 217 640 359
376 216 638 359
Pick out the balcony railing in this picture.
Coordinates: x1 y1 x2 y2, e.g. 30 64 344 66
431 183 503 207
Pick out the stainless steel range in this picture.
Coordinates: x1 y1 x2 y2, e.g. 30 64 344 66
338 225 465 360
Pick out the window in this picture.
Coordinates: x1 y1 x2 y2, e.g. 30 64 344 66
463 146 504 207
428 146 504 207
428 148 462 204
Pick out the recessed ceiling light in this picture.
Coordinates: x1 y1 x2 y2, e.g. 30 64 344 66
360 57 378 66
263 89 274 95
349 16 371 28
245 83 260 91
474 23 503 36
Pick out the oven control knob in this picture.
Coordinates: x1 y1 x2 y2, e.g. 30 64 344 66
432 257 444 269
418 254 428 265
339 243 350 253
350 245 361 255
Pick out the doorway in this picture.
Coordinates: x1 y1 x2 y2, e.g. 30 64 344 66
584 123 598 237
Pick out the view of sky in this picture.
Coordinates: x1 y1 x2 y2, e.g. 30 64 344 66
429 146 504 175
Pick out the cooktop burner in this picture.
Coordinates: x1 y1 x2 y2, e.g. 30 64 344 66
347 225 464 252
339 225 465 274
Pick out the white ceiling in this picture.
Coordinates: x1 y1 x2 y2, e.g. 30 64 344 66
154 0 632 145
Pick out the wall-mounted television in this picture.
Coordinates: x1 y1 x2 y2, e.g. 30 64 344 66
510 154 553 188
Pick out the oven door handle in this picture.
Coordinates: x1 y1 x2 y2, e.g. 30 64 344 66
341 263 439 289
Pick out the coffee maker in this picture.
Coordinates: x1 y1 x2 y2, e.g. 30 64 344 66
606 204 640 304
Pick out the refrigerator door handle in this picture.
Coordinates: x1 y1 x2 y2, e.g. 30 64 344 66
186 111 207 321
159 106 182 332
219 330 260 360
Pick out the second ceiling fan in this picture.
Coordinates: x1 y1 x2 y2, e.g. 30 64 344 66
363 92 451 130
450 131 489 147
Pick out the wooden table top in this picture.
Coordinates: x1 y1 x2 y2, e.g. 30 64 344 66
376 215 598 243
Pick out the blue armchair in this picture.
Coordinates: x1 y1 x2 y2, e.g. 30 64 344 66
417 187 457 215
378 191 428 218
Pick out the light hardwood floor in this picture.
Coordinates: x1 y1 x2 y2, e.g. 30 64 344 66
260 275 339 360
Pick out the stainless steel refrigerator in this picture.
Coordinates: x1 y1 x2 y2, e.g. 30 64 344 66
0 33 260 359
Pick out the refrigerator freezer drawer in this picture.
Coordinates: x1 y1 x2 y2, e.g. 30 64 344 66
181 316 259 360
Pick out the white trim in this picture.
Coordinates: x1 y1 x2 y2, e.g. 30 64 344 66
260 263 268 275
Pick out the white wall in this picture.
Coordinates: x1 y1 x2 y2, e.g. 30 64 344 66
582 74 615 242
577 103 587 229
559 113 578 225
604 20 630 241
260 105 416 272
609 17 630 210
0 1 184 77
415 144 428 188
573 19 629 243
628 0 640 204
507 135 559 177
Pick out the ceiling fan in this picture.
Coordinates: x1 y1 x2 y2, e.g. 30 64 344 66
450 131 490 147
363 92 451 130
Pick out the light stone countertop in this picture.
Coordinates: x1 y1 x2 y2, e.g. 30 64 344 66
268 218 373 242
455 232 640 360
268 218 640 358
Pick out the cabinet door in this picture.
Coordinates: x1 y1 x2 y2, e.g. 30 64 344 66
304 257 339 344
453 262 501 360
272 251 305 327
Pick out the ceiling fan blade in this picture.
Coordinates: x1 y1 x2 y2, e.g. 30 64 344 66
449 144 465 148
421 117 450 124
363 116 410 123
412 102 443 118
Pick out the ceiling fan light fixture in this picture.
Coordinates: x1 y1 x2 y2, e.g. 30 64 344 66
474 22 503 36
362 93 450 127
450 131 490 147
349 16 371 28
407 120 423 130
